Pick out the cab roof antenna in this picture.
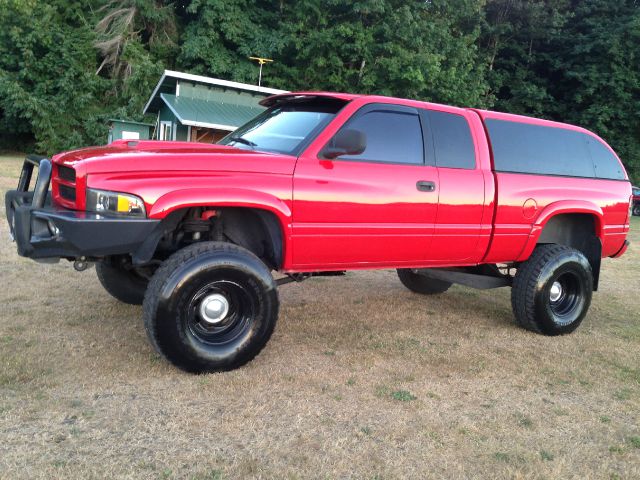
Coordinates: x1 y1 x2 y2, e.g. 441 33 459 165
249 56 274 87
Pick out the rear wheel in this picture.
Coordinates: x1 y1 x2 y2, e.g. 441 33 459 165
397 269 452 295
633 204 640 216
143 242 279 373
511 244 593 335
96 261 149 305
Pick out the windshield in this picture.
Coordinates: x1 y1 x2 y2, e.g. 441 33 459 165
219 98 346 155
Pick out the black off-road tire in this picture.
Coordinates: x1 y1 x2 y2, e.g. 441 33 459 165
511 244 593 335
96 262 149 305
397 269 452 295
143 241 279 373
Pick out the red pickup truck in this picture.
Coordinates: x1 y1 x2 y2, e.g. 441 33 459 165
6 93 632 373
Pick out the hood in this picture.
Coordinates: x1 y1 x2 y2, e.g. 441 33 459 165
52 140 295 176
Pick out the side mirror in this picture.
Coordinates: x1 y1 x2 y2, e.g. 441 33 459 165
320 129 366 159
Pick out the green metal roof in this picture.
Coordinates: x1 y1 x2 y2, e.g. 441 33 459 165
143 70 286 115
160 93 265 131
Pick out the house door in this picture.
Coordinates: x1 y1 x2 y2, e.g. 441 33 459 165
159 121 173 141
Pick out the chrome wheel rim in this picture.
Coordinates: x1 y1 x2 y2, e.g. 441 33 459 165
549 281 563 302
199 293 230 324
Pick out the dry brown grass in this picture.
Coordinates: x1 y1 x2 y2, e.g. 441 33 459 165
0 153 639 479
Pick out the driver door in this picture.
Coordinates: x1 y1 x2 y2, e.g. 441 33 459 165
291 104 439 270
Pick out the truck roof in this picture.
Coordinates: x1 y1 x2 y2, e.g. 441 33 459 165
261 91 588 134
471 108 588 134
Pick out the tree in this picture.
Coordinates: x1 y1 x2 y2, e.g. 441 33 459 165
480 0 640 181
480 0 570 115
94 0 178 80
549 0 640 182
0 0 111 154
94 0 179 117
178 0 281 84
0 0 637 183
177 0 490 106
272 0 489 106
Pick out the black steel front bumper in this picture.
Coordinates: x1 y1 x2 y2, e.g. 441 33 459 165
5 156 160 262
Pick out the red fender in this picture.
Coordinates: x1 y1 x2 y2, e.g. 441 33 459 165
149 188 292 221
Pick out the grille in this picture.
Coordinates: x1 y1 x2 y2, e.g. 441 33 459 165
58 165 76 183
59 184 76 202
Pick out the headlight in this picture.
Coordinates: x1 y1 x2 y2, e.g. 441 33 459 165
86 188 146 217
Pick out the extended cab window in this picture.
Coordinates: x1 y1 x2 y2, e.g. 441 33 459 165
337 110 424 164
426 110 475 169
219 98 345 155
486 119 624 180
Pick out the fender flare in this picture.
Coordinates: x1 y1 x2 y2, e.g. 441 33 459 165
517 200 604 262
149 188 292 223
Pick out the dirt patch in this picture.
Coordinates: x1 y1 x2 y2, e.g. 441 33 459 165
1 155 638 479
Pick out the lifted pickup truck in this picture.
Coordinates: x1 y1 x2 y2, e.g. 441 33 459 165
6 92 632 373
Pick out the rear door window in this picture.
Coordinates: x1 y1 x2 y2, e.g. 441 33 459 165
425 110 476 169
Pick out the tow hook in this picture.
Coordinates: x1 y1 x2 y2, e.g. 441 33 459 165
73 257 91 271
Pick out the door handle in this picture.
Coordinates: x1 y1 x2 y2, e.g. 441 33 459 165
416 180 436 192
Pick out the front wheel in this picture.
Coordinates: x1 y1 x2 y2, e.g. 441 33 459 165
143 242 279 373
511 244 593 335
633 204 640 216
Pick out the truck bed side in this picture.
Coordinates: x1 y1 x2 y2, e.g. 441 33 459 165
470 109 631 263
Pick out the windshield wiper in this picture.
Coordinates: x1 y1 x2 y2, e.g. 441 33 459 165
228 136 257 147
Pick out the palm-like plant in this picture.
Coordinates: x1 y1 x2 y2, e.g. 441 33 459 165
94 0 177 79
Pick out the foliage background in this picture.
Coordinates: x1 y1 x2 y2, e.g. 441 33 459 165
0 0 638 182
